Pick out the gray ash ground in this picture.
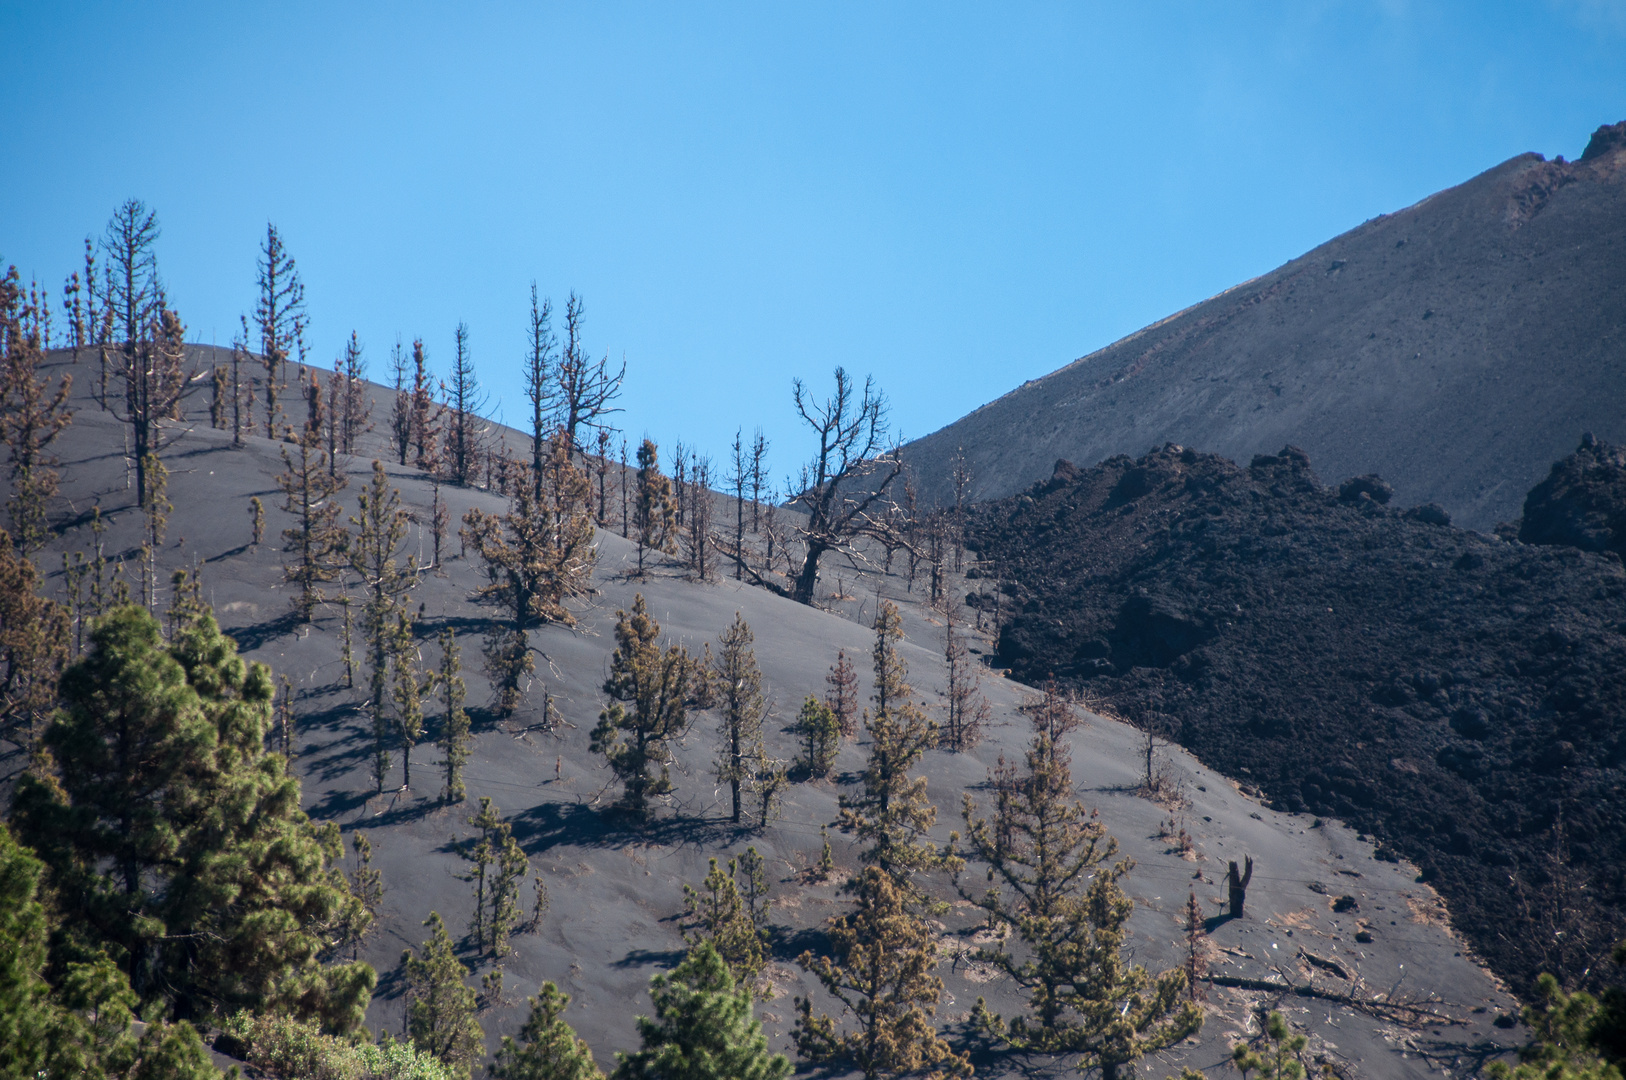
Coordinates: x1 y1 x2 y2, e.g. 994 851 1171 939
2 346 1523 1078
967 441 1626 1001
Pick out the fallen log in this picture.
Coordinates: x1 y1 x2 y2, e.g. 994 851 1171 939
1207 974 1463 1028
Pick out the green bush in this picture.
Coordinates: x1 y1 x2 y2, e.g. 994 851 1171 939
221 1011 458 1080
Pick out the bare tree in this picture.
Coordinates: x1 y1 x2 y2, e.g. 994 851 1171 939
683 455 714 582
390 337 412 466
749 428 768 532
728 428 747 580
341 331 370 454
254 222 306 440
522 284 555 499
593 427 613 525
408 339 440 472
950 446 972 572
101 200 185 506
442 322 487 486
555 292 624 456
783 368 905 606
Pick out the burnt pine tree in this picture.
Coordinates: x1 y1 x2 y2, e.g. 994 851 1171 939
837 602 957 902
555 292 624 457
403 912 485 1079
713 613 766 824
590 594 711 816
750 428 769 532
728 428 748 580
101 200 177 506
437 627 471 803
939 604 988 752
275 428 347 621
524 285 557 498
390 338 413 465
443 321 487 486
0 526 68 755
463 439 595 717
826 649 859 738
594 428 614 525
409 339 440 472
0 268 73 555
230 317 251 446
958 702 1200 1077
632 438 675 576
349 461 417 792
794 867 971 1080
255 222 306 439
341 331 370 453
683 455 714 581
492 982 605 1080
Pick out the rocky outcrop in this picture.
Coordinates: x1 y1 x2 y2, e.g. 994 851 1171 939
1518 433 1626 559
968 441 1626 996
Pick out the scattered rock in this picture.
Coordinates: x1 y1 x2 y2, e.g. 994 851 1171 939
1339 475 1393 505
1403 503 1451 527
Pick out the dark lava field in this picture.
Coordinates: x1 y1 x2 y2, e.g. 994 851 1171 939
967 440 1626 997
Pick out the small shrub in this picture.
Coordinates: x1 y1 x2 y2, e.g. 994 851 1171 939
220 1011 457 1080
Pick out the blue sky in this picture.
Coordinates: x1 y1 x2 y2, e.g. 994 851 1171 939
2 2 1622 485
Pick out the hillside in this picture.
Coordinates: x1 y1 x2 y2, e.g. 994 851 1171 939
965 440 1626 999
0 343 1522 1079
906 121 1626 533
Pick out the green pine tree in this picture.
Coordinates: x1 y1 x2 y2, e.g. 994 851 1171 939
959 706 1200 1077
464 797 530 960
794 866 970 1080
392 614 428 790
681 855 768 986
342 831 383 961
438 628 471 803
793 695 840 779
1489 975 1626 1080
0 819 62 1080
12 604 375 1033
491 982 604 1080
403 911 484 1079
1231 1011 1307 1080
614 941 789 1080
590 595 710 816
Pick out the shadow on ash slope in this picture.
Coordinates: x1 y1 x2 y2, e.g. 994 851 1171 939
2 346 1518 1079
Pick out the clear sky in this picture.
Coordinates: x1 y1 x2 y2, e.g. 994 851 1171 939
2 2 1622 486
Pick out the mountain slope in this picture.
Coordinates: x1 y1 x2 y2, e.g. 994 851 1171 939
907 121 1626 532
0 344 1520 1079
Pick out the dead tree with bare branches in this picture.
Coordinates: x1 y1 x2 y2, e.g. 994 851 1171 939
780 368 907 606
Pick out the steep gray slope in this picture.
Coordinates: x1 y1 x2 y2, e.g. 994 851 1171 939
1 345 1519 1078
904 121 1626 532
